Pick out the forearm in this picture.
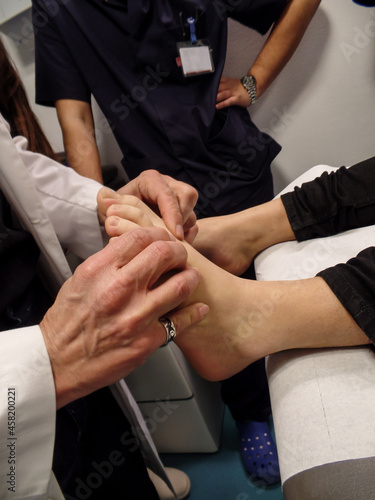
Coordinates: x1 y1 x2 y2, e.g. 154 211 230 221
56 100 103 183
249 0 321 97
281 158 375 241
63 123 103 182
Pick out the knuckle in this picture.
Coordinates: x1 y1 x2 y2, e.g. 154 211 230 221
127 227 154 248
172 274 192 301
150 240 174 261
75 255 100 281
140 169 158 181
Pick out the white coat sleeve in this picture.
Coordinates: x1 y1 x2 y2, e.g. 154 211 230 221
13 134 105 259
0 326 59 500
0 113 107 260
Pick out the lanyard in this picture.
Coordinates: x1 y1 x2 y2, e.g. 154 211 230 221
187 17 197 44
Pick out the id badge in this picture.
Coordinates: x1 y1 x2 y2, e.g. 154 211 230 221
177 40 214 77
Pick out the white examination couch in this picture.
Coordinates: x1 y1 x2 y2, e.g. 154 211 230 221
255 165 375 499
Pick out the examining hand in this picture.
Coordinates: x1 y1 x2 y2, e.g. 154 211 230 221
216 77 251 109
104 197 254 276
97 170 199 243
40 227 208 409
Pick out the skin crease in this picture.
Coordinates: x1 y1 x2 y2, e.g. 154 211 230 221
103 195 370 383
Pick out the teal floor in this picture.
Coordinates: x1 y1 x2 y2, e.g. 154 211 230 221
161 409 284 500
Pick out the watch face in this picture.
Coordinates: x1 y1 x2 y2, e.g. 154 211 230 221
242 76 255 87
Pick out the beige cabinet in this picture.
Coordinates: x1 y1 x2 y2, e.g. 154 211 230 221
125 343 224 453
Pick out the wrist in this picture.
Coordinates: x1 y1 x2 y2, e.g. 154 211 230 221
240 75 258 107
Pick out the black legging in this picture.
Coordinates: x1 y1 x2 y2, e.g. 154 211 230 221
281 156 375 342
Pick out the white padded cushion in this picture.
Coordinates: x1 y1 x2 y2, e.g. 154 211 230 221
254 165 375 484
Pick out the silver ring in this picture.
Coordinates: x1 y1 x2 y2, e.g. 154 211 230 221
159 317 177 347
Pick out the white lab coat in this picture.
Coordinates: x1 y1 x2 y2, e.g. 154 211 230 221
0 114 172 499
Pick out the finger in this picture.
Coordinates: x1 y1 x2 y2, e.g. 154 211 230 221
122 171 186 239
216 98 234 110
216 90 232 103
167 178 198 224
101 226 173 269
117 171 198 241
183 224 199 245
144 266 202 320
152 182 192 240
217 82 229 93
182 211 198 241
158 302 209 346
123 239 191 290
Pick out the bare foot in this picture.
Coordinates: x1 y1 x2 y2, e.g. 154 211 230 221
193 214 257 276
174 256 265 381
193 199 295 276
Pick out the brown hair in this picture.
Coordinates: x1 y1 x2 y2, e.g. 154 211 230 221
0 37 56 159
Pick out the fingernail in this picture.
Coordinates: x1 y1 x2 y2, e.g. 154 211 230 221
199 304 210 318
176 224 184 240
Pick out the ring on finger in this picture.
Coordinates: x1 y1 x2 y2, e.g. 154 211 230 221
159 317 177 347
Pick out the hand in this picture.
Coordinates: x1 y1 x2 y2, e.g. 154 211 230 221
104 196 254 275
216 77 251 110
97 170 199 243
40 227 208 408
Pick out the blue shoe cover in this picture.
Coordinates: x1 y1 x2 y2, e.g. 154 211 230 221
237 420 280 486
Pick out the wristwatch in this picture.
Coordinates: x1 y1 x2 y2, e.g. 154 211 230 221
240 75 258 106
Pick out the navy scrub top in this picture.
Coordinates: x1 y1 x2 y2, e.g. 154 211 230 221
33 0 286 217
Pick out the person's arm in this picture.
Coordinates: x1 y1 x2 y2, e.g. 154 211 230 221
0 229 207 498
104 197 371 384
8 125 104 261
56 99 103 183
0 326 56 499
217 0 321 109
32 0 102 181
5 112 198 257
